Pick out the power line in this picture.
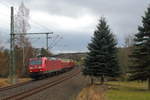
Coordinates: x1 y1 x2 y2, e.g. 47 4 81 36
49 35 63 49
29 19 52 32
0 1 10 8
0 1 60 46
0 2 64 51
0 1 52 33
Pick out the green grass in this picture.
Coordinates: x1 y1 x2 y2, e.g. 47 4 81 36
106 81 150 100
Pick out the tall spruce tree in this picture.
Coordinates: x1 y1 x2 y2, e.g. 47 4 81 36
129 6 150 90
83 17 120 84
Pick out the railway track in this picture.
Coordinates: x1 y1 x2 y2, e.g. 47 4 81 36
1 69 80 100
0 80 33 92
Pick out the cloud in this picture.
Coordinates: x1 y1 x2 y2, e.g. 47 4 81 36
24 0 149 39
0 0 149 53
29 11 97 33
49 33 91 53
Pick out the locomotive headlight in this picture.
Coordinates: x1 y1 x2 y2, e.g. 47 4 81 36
30 67 33 69
38 66 42 69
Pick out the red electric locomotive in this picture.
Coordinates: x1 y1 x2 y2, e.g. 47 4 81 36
28 57 75 79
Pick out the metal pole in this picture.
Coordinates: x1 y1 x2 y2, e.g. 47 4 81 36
9 7 53 83
46 33 48 50
13 32 53 51
12 33 16 84
9 7 13 84
22 46 25 75
13 32 53 35
9 6 16 84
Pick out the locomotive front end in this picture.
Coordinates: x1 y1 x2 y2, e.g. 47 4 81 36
28 58 46 79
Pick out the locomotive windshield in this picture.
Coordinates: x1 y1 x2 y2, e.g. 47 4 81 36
30 59 42 65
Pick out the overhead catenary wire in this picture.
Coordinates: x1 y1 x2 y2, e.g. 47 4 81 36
0 0 17 13
0 2 54 33
29 19 52 32
0 0 10 8
0 1 65 52
0 1 52 34
48 35 63 49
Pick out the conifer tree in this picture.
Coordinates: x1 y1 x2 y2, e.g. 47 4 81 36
83 17 120 84
129 6 150 90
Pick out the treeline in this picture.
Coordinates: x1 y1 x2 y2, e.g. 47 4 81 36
0 48 9 77
117 47 132 78
0 46 52 77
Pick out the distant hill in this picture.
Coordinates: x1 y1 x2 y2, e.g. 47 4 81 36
52 52 87 61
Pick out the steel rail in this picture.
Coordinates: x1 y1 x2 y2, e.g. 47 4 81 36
2 69 80 100
0 80 33 92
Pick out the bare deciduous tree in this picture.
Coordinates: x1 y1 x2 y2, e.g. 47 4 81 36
14 2 32 77
125 34 134 47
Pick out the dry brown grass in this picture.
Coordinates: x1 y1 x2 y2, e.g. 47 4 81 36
76 85 107 100
17 78 31 83
0 78 31 87
0 78 10 87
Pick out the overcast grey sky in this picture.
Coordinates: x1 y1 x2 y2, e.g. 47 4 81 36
0 0 149 53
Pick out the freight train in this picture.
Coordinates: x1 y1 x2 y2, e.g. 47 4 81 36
28 57 75 79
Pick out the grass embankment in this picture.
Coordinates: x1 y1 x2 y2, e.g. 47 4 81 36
76 81 150 100
76 85 106 100
0 78 31 87
106 81 150 100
